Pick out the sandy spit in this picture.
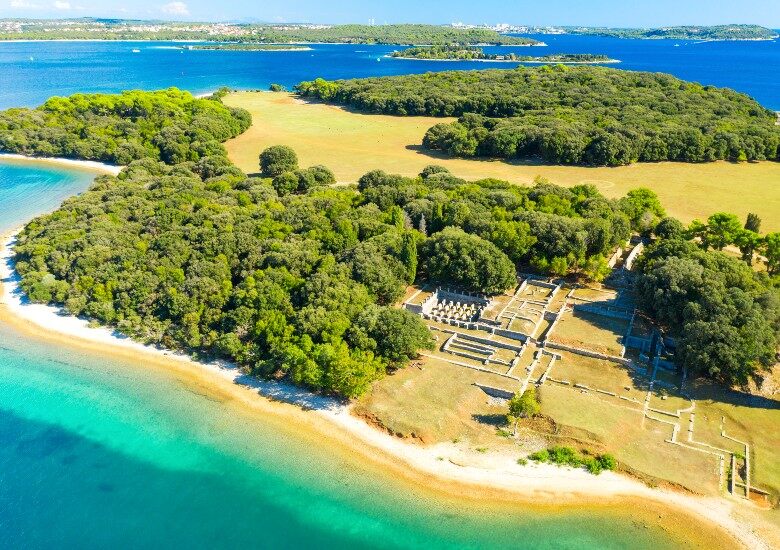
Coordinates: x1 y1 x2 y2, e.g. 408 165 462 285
0 154 122 176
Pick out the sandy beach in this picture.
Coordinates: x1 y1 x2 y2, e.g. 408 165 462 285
0 154 122 176
0 226 773 549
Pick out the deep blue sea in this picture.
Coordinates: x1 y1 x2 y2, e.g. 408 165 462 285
0 35 778 109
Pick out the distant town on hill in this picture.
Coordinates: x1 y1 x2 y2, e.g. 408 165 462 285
0 19 776 43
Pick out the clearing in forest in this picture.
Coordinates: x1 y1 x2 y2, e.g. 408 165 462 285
224 92 780 230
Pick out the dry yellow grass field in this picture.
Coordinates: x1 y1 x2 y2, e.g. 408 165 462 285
224 91 780 230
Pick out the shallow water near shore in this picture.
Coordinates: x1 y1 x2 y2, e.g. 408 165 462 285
0 160 97 232
0 320 708 549
0 160 734 548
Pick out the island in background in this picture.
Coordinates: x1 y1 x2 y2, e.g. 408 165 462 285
390 46 618 63
524 24 779 41
188 44 313 52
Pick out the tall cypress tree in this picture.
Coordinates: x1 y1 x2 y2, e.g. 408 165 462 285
400 231 418 284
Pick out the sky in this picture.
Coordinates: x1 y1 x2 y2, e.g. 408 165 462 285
2 0 780 28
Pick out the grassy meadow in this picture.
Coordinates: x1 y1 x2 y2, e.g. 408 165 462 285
224 92 780 230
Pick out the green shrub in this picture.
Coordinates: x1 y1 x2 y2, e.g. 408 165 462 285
297 67 780 166
260 145 299 177
528 450 549 462
528 447 613 475
583 457 603 475
597 453 617 471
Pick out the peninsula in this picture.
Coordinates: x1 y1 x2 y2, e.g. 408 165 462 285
390 46 618 63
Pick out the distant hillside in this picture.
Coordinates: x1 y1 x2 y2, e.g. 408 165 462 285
564 24 778 41
0 19 539 45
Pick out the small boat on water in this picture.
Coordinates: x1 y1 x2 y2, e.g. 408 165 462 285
132 49 141 53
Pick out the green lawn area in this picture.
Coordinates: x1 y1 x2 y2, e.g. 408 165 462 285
571 286 620 304
224 91 780 230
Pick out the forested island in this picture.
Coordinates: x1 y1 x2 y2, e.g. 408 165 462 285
390 46 617 63
561 24 779 41
296 66 780 166
2 89 778 398
0 20 540 45
189 44 312 52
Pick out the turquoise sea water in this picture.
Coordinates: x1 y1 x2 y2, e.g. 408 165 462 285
0 160 97 232
0 161 703 548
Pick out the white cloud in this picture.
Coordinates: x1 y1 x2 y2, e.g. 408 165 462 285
10 0 42 8
53 0 72 8
161 1 189 16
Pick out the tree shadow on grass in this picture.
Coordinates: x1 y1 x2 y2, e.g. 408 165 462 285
403 144 633 172
690 378 780 410
471 413 506 427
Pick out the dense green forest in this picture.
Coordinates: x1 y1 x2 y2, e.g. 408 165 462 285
0 20 538 45
390 46 615 63
6 91 661 397
296 66 780 166
637 215 780 386
0 88 251 164
13 154 654 396
563 24 779 41
10 90 778 394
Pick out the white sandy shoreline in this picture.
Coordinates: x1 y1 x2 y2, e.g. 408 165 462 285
0 153 122 176
0 229 769 549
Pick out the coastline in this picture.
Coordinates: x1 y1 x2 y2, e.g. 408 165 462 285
0 153 122 176
0 38 548 48
0 228 772 549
